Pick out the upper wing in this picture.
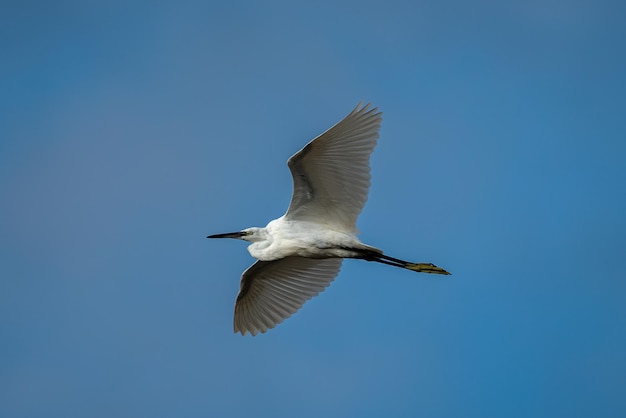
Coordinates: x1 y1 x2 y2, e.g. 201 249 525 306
285 103 382 232
234 257 343 336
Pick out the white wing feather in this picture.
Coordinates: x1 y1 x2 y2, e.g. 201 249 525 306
285 103 382 232
234 257 343 336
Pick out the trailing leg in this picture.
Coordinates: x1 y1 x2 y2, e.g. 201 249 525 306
357 249 451 275
377 253 450 275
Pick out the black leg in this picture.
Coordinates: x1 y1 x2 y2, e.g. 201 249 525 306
364 252 451 275
347 247 451 275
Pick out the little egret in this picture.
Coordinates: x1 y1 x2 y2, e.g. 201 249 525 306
208 102 450 336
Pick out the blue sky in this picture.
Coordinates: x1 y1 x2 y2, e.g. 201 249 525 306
1 1 625 417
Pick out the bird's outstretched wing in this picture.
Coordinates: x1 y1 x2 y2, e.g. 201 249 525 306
234 257 343 336
285 103 382 233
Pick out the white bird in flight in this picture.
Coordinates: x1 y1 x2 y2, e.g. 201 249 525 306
208 103 450 336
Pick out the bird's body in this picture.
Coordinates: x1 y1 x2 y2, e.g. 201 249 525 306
208 103 450 336
244 218 378 261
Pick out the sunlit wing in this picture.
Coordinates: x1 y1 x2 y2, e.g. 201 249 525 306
234 257 343 336
285 102 382 232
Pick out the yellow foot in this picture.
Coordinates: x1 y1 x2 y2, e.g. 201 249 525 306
405 263 451 275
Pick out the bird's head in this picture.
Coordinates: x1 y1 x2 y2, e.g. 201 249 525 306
207 227 265 243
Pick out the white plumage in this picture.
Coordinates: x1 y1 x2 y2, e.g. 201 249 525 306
208 103 450 336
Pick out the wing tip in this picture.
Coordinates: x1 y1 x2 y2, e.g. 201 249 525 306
352 101 382 120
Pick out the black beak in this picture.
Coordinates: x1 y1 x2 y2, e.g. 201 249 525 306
206 231 246 239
